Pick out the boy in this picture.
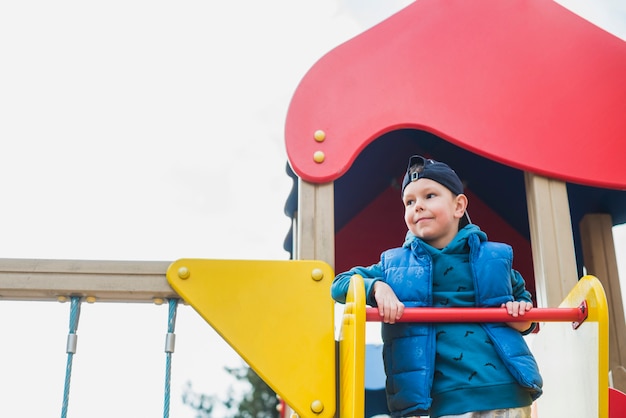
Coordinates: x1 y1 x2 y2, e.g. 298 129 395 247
331 155 542 418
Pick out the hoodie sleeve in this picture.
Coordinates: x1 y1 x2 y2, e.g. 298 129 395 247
511 268 537 334
330 263 384 305
511 269 533 303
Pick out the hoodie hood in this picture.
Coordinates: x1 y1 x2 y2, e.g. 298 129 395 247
402 224 487 249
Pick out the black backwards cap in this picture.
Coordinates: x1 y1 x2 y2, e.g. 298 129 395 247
401 155 471 227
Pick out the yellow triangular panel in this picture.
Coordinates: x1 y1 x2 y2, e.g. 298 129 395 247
166 259 336 418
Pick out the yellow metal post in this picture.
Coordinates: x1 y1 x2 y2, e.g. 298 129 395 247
566 275 610 417
338 274 366 417
532 275 609 417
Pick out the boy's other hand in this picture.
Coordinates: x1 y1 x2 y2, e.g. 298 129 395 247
373 281 404 324
502 301 533 332
502 300 533 317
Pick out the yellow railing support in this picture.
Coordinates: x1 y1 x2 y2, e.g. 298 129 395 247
338 274 366 418
533 275 610 417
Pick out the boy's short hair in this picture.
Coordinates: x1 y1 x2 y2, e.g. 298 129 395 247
401 155 471 227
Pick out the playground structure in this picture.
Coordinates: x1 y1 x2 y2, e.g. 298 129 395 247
0 256 622 417
1 0 626 417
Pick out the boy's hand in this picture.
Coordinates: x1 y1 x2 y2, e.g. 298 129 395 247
373 281 404 324
502 301 533 332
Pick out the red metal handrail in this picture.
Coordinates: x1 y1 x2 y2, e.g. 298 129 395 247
365 301 588 329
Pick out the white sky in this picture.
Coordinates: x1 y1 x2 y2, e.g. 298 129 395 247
0 1 624 417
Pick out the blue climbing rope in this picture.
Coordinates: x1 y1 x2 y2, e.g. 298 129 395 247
163 298 179 418
61 296 82 418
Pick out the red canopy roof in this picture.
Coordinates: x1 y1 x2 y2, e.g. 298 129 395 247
285 0 626 189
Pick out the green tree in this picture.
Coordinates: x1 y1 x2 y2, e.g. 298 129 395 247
183 364 279 418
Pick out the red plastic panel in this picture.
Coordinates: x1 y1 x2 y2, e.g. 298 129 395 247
285 0 626 188
609 387 626 417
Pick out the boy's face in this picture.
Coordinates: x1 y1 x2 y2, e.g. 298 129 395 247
402 178 468 249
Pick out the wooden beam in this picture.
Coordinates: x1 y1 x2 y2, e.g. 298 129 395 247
0 258 176 303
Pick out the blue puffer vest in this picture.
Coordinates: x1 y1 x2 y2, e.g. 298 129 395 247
379 234 543 417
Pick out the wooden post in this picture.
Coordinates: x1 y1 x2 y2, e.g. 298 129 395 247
524 173 578 307
284 179 335 418
580 213 626 392
296 179 335 270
